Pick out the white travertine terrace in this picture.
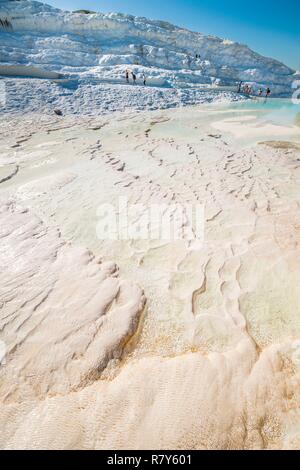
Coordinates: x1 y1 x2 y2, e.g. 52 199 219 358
0 105 300 449
0 0 298 98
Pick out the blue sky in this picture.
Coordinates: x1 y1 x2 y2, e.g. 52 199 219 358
46 0 300 70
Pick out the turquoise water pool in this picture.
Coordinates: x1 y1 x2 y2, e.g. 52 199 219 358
232 98 300 127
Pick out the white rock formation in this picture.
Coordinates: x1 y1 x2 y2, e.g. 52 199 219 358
0 108 300 449
0 0 297 97
0 200 145 402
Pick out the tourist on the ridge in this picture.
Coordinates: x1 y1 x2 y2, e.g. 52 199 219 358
125 70 129 84
132 72 137 84
237 81 243 93
263 87 271 104
258 88 263 97
0 18 11 30
142 74 146 86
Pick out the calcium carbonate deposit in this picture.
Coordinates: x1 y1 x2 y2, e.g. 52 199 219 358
1 0 300 451
0 0 299 115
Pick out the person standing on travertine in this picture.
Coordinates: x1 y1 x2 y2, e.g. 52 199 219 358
125 70 129 84
132 72 136 85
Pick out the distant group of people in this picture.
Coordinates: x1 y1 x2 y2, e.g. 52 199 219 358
259 87 271 98
237 81 271 99
124 50 202 87
0 17 12 30
241 83 253 95
125 70 147 86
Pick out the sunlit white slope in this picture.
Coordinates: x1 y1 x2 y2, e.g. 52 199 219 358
0 0 297 96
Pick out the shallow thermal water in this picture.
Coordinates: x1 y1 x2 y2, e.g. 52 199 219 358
1 101 300 361
1 103 300 449
209 99 300 148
